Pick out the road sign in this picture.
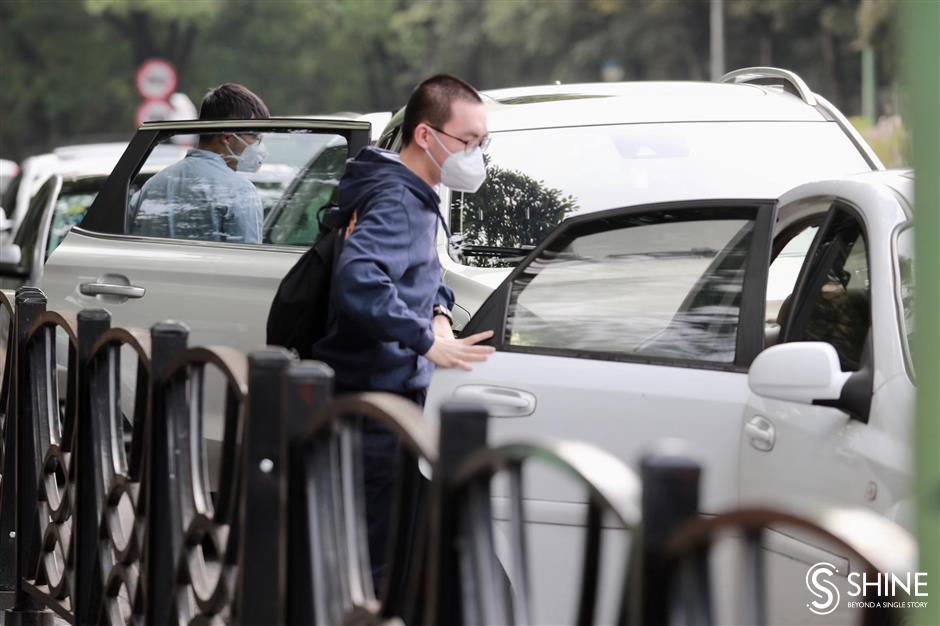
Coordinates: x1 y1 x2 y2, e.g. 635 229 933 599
136 58 177 101
135 99 175 127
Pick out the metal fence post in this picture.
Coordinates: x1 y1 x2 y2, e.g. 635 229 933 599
144 322 189 625
425 400 489 626
4 288 48 624
637 452 704 626
283 361 333 625
72 309 112 626
0 288 42 607
234 348 293 625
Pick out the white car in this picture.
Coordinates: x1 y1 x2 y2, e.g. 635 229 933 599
0 145 190 289
0 143 129 243
426 169 914 624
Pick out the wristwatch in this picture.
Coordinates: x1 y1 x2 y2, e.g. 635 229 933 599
433 304 454 326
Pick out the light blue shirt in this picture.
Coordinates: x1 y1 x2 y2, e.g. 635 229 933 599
129 148 263 244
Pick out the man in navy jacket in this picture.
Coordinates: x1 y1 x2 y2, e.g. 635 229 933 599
313 74 494 585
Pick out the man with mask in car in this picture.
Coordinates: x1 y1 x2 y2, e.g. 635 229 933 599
313 74 495 585
129 83 269 243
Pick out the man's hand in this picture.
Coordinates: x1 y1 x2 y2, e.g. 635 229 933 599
424 330 495 371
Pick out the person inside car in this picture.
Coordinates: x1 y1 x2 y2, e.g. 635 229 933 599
129 83 269 244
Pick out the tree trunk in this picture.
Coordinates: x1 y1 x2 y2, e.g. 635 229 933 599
819 30 843 109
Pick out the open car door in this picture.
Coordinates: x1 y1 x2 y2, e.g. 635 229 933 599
41 118 371 479
427 198 776 622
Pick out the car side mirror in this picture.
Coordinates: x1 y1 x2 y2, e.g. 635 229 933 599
748 342 851 405
749 341 873 422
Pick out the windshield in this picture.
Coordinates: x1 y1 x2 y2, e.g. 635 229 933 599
449 121 870 267
46 178 109 257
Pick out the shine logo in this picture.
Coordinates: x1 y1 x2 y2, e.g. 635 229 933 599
806 562 841 616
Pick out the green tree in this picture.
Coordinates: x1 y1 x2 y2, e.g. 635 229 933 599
0 0 901 162
84 0 220 73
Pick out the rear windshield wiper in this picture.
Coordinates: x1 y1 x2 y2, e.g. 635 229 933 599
459 245 536 259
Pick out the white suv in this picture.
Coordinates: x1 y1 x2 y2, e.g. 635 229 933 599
378 67 881 326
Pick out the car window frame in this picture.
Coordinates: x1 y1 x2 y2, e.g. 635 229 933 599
781 201 873 371
461 198 777 373
892 222 915 382
78 118 372 240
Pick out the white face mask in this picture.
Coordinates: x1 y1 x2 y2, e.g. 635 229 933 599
225 134 267 173
426 129 487 193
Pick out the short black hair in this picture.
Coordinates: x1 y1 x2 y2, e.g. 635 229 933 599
401 74 482 146
199 83 270 120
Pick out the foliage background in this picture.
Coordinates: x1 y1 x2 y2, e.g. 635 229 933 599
0 0 901 162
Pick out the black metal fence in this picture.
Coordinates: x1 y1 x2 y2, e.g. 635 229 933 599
0 287 913 625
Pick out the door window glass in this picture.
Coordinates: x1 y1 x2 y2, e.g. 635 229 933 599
767 224 819 322
506 210 757 364
789 213 870 370
265 141 347 246
127 130 347 246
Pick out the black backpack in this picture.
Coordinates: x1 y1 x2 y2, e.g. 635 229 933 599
265 205 349 358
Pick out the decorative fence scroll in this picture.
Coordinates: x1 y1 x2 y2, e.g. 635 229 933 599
74 311 153 624
284 367 442 626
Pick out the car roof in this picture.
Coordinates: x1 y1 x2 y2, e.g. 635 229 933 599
28 143 188 182
477 82 827 132
846 169 914 210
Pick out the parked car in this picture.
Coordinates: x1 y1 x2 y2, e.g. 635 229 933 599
0 143 129 243
375 68 882 325
38 68 880 500
0 144 187 289
0 158 19 197
426 168 915 624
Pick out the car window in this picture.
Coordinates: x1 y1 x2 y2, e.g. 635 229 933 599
448 122 869 268
788 212 870 371
45 178 106 258
264 142 347 246
896 227 914 371
127 130 346 246
505 209 757 365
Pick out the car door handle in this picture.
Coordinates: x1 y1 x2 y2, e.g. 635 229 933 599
79 282 146 299
744 416 776 452
452 385 537 417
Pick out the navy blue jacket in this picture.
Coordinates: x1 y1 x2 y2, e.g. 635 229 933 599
312 147 455 392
